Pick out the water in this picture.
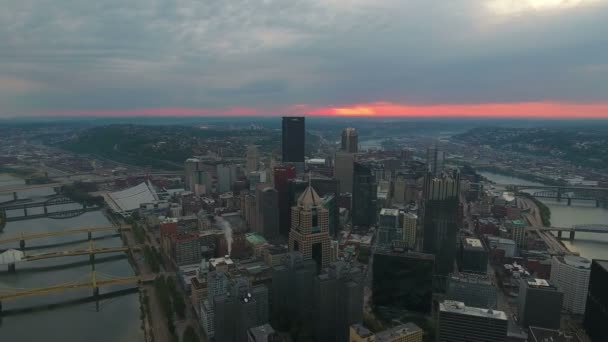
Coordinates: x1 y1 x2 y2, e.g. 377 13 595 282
0 174 143 342
480 172 608 261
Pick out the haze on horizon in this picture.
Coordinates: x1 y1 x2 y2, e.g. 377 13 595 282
1 0 608 118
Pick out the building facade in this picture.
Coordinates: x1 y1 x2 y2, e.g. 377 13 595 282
584 259 608 342
255 185 279 240
341 127 358 153
422 171 460 275
334 151 355 196
273 165 296 237
372 247 435 313
246 145 259 174
437 301 508 342
401 212 417 249
281 116 305 163
550 255 591 314
288 184 332 270
378 208 401 246
352 162 378 227
518 278 563 329
446 273 497 309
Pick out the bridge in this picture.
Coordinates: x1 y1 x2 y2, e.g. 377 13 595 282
0 271 156 313
536 224 608 240
0 225 131 250
0 195 101 222
500 184 608 207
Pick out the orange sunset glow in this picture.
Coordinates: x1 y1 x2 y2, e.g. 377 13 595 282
308 101 608 118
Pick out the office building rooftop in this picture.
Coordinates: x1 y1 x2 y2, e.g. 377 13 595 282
376 322 422 341
440 300 507 320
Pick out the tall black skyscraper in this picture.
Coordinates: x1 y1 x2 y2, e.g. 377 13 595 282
281 116 305 163
584 259 608 342
422 170 460 276
352 162 377 227
341 127 358 153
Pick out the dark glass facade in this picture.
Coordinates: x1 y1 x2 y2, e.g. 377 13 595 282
372 248 435 313
352 162 377 227
584 260 608 342
281 116 305 163
422 171 460 276
273 165 296 237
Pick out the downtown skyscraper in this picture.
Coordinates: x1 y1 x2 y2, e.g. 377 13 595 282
422 170 460 275
341 127 358 153
281 116 305 163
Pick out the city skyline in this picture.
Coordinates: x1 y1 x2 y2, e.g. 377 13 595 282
1 1 608 118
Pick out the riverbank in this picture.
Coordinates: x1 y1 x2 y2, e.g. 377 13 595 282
519 193 551 226
477 166 562 186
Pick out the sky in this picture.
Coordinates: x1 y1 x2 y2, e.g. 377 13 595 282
1 0 608 118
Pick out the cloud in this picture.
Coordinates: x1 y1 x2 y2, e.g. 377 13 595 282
0 0 607 116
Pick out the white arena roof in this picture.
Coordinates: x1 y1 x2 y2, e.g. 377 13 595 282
105 181 158 213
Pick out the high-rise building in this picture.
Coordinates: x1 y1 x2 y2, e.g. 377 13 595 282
426 145 445 176
378 208 401 246
217 163 236 193
446 273 497 309
246 145 260 173
214 277 269 342
584 259 608 342
334 152 355 195
350 322 423 342
437 301 508 342
459 237 488 274
255 185 279 240
313 261 364 342
201 271 230 338
273 165 296 237
185 158 206 191
518 278 563 329
288 184 331 270
287 176 340 236
506 219 526 249
422 171 460 275
550 255 591 314
271 252 317 326
402 212 417 249
352 162 377 227
281 116 305 163
341 127 358 153
372 247 435 313
527 327 583 342
248 324 282 342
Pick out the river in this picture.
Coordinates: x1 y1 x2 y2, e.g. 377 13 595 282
0 174 143 342
480 172 608 261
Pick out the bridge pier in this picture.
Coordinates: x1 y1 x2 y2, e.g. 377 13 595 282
570 231 575 241
597 200 601 208
19 239 25 251
567 198 572 206
88 231 92 240
8 263 15 273
43 205 48 215
557 231 563 239
12 192 17 201
23 207 27 217
90 253 95 265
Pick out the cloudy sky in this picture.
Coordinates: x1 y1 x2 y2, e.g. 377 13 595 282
1 0 608 117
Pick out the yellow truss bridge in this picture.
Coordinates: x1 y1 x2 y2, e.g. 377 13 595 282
23 245 141 262
0 225 131 246
0 271 156 303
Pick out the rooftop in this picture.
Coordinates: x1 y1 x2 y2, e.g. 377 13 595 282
376 323 422 341
350 324 373 338
464 238 483 249
529 326 582 342
297 185 322 210
595 259 608 272
440 300 507 320
560 255 591 269
245 233 267 246
380 208 399 216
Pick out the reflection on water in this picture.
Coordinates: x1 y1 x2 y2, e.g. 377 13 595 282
0 173 143 342
480 172 608 261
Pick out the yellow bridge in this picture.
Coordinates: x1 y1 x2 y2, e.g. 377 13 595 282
23 245 140 262
0 271 156 305
0 225 131 246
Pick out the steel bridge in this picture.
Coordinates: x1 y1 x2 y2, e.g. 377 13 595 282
536 224 608 240
22 245 140 262
0 195 100 222
0 271 157 313
0 225 131 251
502 184 608 207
